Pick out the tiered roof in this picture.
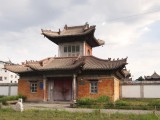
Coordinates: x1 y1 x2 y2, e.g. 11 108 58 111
41 23 105 47
5 56 127 74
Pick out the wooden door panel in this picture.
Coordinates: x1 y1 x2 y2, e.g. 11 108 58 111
53 79 72 101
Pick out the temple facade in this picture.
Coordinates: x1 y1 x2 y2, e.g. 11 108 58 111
5 23 129 102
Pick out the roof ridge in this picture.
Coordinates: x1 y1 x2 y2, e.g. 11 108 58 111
152 71 160 77
54 56 77 59
86 56 127 62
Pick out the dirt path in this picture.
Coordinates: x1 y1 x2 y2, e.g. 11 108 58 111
9 103 159 115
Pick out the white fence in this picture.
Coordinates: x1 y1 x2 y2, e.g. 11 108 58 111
121 81 160 98
0 83 18 96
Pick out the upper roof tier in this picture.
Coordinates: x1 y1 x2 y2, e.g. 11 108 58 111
41 23 105 47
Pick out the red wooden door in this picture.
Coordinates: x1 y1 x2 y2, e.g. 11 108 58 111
53 79 72 101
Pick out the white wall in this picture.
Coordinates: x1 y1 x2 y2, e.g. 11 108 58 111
122 85 141 98
121 82 160 98
0 84 18 96
0 86 9 96
144 85 160 98
10 86 18 96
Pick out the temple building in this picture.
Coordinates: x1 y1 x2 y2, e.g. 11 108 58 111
5 23 129 102
144 72 160 81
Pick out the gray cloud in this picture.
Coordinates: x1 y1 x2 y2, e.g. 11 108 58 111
0 0 160 79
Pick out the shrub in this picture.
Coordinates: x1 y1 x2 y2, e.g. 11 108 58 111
96 96 110 103
115 100 129 106
0 95 27 105
0 95 5 98
77 98 95 105
18 94 27 102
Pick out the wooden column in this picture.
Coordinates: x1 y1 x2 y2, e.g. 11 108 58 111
72 74 77 103
43 76 47 102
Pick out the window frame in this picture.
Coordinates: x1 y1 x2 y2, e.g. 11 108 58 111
90 80 98 94
64 46 68 52
63 45 80 57
30 82 38 93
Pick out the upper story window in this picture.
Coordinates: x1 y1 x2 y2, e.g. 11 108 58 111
4 77 7 80
64 45 80 57
11 75 13 78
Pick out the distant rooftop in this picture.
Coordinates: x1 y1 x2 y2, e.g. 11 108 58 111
145 71 160 81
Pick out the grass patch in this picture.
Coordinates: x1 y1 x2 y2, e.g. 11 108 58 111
77 97 160 110
0 108 159 120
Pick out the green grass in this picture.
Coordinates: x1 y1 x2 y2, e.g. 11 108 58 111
0 108 159 120
77 97 160 110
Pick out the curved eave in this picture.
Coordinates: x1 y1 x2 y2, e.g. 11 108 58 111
42 28 104 47
83 63 127 71
4 65 33 74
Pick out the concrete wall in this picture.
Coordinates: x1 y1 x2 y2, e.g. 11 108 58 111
121 81 160 98
0 83 18 96
122 85 141 98
144 85 160 98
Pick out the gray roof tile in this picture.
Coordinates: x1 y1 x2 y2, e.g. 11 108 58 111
5 56 127 74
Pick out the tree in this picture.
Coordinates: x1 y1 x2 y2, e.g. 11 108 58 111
136 76 144 81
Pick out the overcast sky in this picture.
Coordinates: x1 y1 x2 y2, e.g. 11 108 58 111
0 0 160 80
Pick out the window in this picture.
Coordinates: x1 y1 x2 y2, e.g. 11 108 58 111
90 81 98 94
63 45 80 57
30 82 37 93
11 75 13 78
4 77 7 80
76 45 80 52
64 46 67 52
72 46 75 53
68 45 71 52
0 76 2 81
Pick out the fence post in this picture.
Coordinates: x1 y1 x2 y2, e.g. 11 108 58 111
140 83 144 98
8 83 11 96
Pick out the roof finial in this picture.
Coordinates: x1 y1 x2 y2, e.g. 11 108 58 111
58 29 61 34
85 22 88 25
84 22 89 29
64 24 68 30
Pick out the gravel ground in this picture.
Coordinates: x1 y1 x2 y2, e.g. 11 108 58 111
1 102 160 115
6 103 160 115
